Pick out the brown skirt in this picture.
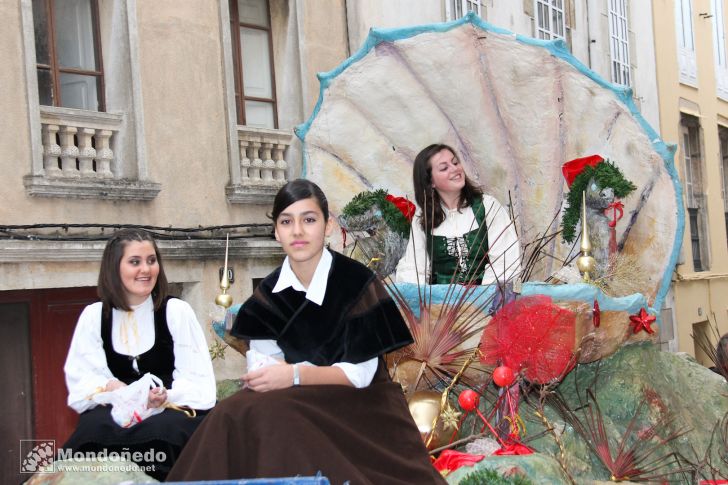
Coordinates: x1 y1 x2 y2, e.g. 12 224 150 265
167 364 446 485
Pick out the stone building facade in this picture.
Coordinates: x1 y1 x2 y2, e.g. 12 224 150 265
652 0 728 362
1 0 660 482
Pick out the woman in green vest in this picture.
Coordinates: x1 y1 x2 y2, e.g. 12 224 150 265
395 143 521 285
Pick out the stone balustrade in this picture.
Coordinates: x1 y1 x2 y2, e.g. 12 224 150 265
238 126 290 184
38 106 122 179
24 106 161 200
226 125 292 203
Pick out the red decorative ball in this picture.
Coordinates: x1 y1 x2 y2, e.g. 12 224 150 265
493 366 515 387
458 390 480 412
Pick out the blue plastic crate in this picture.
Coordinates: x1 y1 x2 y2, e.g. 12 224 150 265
163 472 332 485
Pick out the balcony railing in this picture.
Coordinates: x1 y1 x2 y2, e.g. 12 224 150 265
39 107 120 179
226 125 292 204
24 106 160 200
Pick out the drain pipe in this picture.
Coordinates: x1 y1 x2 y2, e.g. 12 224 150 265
585 0 593 68
344 0 352 57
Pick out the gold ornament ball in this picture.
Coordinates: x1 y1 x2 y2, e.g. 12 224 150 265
407 390 449 450
215 293 233 308
576 254 596 274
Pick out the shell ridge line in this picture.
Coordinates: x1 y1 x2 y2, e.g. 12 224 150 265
305 142 372 189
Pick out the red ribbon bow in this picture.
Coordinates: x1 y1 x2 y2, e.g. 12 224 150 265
604 200 624 228
493 434 534 456
432 450 485 474
385 194 416 222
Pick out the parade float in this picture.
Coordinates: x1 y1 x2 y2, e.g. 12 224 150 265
209 13 728 484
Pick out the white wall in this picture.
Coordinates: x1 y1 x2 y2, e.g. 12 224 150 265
345 0 444 55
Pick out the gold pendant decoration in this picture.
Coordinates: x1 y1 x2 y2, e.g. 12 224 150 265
576 191 597 281
215 234 233 308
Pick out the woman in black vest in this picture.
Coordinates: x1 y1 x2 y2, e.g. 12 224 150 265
62 228 215 480
395 143 521 285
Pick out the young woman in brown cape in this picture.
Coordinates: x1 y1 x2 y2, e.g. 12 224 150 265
167 179 445 484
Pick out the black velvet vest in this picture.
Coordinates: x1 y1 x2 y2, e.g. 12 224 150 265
101 297 175 388
232 251 413 366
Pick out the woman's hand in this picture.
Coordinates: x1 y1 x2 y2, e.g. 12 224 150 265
242 363 294 392
147 387 168 408
104 379 126 392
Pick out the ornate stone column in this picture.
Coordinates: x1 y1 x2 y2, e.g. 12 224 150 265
59 125 79 177
274 142 288 182
95 130 114 178
77 128 97 177
42 124 62 177
239 138 250 182
249 140 262 183
261 142 274 182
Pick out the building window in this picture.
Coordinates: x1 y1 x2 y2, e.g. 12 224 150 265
677 0 695 51
680 115 709 271
229 0 277 129
676 0 697 85
21 0 160 199
720 126 728 248
608 0 631 86
713 0 727 67
534 0 565 40
713 0 728 98
32 0 104 111
447 0 482 19
220 0 292 203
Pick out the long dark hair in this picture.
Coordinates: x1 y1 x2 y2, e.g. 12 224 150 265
98 228 168 314
412 143 482 231
270 179 330 222
717 334 728 378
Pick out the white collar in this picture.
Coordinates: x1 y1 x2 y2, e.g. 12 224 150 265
272 248 332 305
118 295 153 313
438 199 462 215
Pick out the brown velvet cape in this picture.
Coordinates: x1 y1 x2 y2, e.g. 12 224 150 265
167 252 446 484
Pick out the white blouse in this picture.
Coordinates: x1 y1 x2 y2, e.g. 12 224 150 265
395 194 521 285
64 296 216 413
250 248 378 389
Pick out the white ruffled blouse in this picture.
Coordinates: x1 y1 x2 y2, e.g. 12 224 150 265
395 194 522 285
64 296 216 413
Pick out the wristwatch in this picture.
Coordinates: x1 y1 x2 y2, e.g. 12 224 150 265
292 363 300 386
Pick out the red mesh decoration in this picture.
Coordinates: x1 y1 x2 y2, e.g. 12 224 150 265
479 295 576 384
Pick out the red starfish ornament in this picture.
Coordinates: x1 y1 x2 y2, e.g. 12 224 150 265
629 308 656 335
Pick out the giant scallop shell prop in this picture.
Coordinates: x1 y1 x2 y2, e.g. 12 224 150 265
296 14 682 339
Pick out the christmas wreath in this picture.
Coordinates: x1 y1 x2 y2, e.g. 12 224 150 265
341 189 414 237
338 189 415 276
561 156 636 243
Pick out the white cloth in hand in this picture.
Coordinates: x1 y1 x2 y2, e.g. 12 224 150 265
245 349 282 371
91 373 165 428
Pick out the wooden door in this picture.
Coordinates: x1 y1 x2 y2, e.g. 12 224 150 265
0 287 97 484
0 298 33 484
30 287 99 444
